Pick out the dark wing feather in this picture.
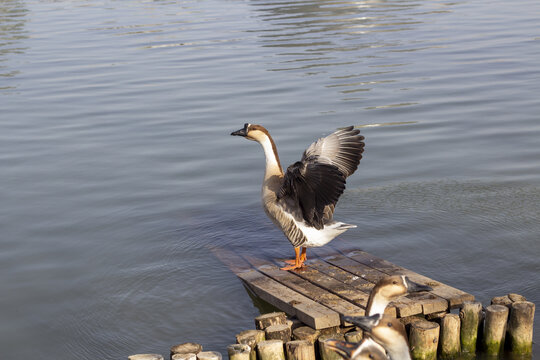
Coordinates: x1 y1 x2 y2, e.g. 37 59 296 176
278 161 345 229
302 126 365 178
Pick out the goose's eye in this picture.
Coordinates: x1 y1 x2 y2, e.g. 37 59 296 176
387 322 393 327
369 355 374 359
392 281 398 284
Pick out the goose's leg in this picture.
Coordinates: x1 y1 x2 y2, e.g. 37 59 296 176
283 247 308 265
281 247 304 270
300 247 307 263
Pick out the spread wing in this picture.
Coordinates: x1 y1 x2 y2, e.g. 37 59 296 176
277 126 365 229
302 126 365 178
278 161 345 230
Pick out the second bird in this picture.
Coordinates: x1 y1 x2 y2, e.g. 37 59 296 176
231 124 365 270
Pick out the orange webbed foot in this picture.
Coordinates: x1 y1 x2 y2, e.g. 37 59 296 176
280 262 305 271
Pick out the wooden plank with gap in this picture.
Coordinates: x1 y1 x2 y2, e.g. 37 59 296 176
237 270 341 329
282 259 370 308
244 256 365 322
344 249 475 308
319 252 423 317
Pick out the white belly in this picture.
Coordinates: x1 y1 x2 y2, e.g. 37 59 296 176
295 218 356 247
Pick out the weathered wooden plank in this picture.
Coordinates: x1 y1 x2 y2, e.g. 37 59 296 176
314 253 409 317
238 270 341 329
344 250 474 308
319 253 388 284
306 256 375 292
283 260 369 309
211 247 340 329
335 250 448 314
244 256 365 323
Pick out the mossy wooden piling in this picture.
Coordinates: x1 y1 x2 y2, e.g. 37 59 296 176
172 354 197 360
409 320 440 360
438 313 460 359
507 301 535 355
318 334 345 360
228 344 251 360
344 330 362 343
266 324 292 343
257 340 285 360
482 304 509 355
459 301 482 354
197 351 222 360
171 343 203 359
256 313 288 330
236 329 266 360
286 340 316 360
292 326 321 344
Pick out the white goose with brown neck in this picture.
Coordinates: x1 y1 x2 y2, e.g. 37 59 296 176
231 123 365 270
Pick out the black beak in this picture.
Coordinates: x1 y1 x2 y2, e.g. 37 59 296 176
324 339 356 360
343 314 380 333
231 123 249 136
405 276 433 292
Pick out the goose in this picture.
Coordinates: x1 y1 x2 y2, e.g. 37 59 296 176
333 275 431 359
367 275 432 316
231 123 365 270
325 338 388 360
344 314 412 360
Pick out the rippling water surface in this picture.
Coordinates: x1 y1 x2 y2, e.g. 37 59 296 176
1 0 539 358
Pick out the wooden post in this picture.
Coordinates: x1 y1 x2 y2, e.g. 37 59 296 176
197 352 222 360
266 324 292 343
317 334 345 360
257 340 286 360
292 327 321 345
344 330 363 343
491 295 512 308
508 294 527 303
287 317 304 331
171 343 203 359
256 313 288 330
482 304 509 355
507 301 535 355
409 320 439 360
285 340 316 360
228 344 251 360
129 355 164 360
459 301 482 354
172 354 196 360
438 313 460 360
236 329 266 360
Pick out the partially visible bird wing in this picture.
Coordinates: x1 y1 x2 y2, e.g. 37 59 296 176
278 160 345 230
302 126 365 178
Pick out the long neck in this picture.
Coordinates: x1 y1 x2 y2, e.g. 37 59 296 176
367 291 389 316
386 339 412 360
257 133 283 178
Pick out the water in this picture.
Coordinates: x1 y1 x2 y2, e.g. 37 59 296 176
1 0 539 358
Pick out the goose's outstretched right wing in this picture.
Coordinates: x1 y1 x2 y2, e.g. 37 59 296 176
302 126 365 178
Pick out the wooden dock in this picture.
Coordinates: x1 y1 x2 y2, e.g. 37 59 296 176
212 243 475 330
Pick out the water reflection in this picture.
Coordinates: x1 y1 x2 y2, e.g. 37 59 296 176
0 0 28 88
249 0 456 105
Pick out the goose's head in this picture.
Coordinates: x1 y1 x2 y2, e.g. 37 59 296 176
325 338 387 360
231 123 270 142
375 275 432 300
